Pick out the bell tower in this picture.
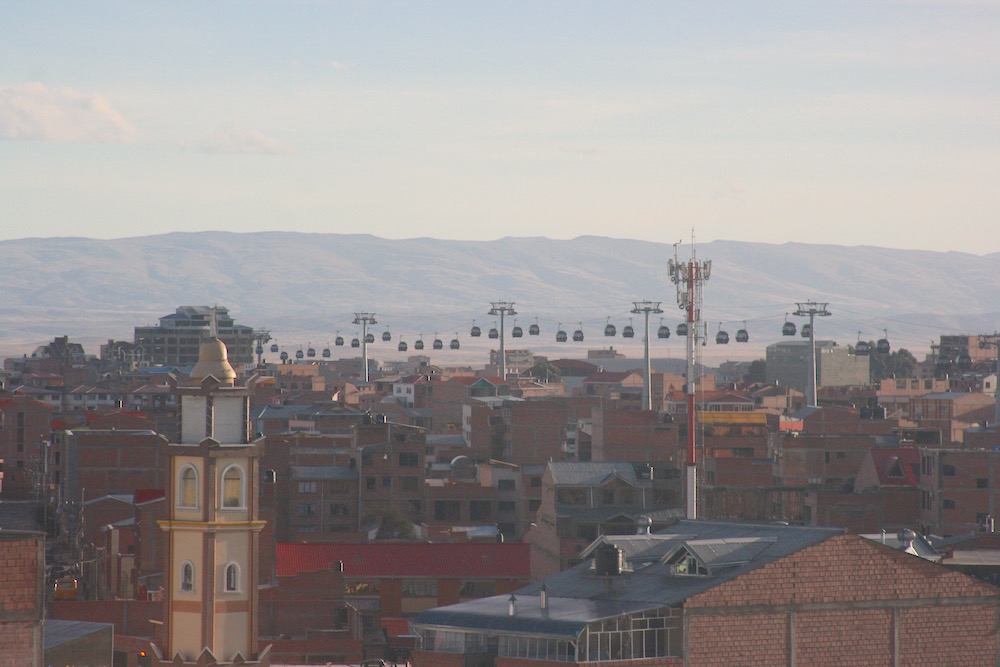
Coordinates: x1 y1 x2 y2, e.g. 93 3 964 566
155 335 270 665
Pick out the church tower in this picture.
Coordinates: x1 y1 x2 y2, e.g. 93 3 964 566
155 336 270 665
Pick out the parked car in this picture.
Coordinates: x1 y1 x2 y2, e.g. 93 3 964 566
53 577 78 600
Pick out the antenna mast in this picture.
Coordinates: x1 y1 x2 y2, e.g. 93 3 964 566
669 233 710 521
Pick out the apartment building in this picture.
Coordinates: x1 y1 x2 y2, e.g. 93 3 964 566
133 305 255 366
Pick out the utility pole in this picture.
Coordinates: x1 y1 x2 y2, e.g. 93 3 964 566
632 301 663 411
488 301 516 380
669 238 710 521
353 312 377 383
979 333 1000 426
792 302 831 407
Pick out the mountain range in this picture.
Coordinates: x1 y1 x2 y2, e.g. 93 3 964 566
1 232 997 366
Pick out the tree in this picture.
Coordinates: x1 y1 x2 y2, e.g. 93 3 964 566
744 359 766 384
868 346 918 383
373 506 417 540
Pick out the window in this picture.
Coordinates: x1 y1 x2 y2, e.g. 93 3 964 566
399 452 419 467
330 503 349 516
470 500 491 521
977 478 989 489
178 465 199 508
365 476 376 491
298 481 317 493
528 499 541 512
530 476 542 487
460 581 496 598
180 562 194 592
498 479 516 492
557 489 587 506
943 464 956 476
225 563 240 592
222 465 244 508
943 499 956 510
498 501 516 513
382 475 392 488
401 579 437 598
434 500 461 521
298 502 317 517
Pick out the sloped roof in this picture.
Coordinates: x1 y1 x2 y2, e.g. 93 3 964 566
548 461 639 487
411 521 841 638
276 542 530 579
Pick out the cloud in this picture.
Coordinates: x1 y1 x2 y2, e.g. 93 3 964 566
198 129 291 155
329 61 350 70
0 82 136 143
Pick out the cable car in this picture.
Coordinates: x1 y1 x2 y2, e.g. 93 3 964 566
677 322 688 337
573 323 584 342
280 351 288 362
470 321 481 337
398 340 407 352
382 329 391 342
307 347 316 358
876 330 890 355
365 333 375 344
556 324 568 342
322 347 331 358
488 325 499 339
622 320 634 338
855 340 871 356
335 335 344 346
414 336 425 350
657 319 670 339
604 318 617 337
351 338 360 348
433 335 443 350
270 343 279 353
512 323 523 338
800 324 811 338
529 319 540 336
958 353 972 371
782 319 797 336
450 337 460 350
295 349 304 360
736 324 749 343
716 329 729 344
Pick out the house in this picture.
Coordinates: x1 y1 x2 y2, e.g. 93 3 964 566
411 520 1000 666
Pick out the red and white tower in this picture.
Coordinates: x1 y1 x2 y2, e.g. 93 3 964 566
669 239 710 521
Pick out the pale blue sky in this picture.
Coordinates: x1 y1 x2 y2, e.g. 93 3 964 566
1 1 997 253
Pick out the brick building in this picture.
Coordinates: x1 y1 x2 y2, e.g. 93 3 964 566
412 521 1000 666
525 461 683 579
920 447 1000 536
0 393 53 499
0 530 44 667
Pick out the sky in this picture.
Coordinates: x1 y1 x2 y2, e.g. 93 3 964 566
1 1 998 254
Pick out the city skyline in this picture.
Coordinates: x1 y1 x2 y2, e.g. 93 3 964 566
1 2 998 254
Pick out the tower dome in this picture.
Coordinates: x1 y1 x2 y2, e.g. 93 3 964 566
189 337 237 385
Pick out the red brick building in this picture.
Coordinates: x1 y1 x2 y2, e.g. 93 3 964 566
0 393 53 499
0 530 44 667
412 521 1000 666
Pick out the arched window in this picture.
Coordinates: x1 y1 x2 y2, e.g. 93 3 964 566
180 561 194 592
222 465 244 509
178 465 199 508
225 563 240 592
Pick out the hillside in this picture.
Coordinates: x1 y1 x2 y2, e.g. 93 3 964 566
0 233 996 365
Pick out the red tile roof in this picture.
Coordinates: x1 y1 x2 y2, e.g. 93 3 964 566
276 541 530 578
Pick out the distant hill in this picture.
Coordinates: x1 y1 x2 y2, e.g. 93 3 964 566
0 232 997 366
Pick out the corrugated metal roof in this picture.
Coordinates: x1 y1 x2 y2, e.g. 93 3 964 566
412 521 841 638
276 542 530 579
548 462 639 487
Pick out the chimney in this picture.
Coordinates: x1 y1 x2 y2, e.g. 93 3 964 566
508 594 517 616
539 584 548 611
